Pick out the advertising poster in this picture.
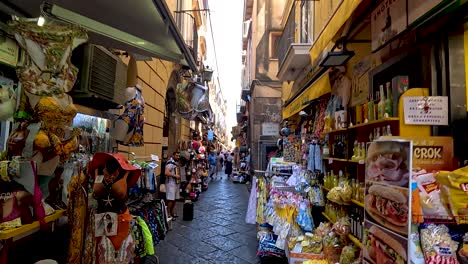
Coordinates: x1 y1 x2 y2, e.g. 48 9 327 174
363 220 408 264
371 0 407 51
364 140 412 263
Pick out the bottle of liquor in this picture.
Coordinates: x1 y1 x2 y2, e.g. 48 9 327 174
323 134 330 158
378 85 385 120
351 140 359 160
367 95 374 121
386 125 392 136
359 142 366 160
385 82 393 117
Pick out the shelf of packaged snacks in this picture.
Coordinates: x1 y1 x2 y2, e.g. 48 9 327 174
0 210 65 240
347 234 363 249
351 199 364 208
348 117 400 129
321 212 335 224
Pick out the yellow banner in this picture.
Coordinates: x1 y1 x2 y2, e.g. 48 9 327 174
282 73 331 119
310 0 363 63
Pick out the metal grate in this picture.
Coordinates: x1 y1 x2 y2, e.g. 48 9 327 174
88 46 116 100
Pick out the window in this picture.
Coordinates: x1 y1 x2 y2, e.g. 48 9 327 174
269 31 281 59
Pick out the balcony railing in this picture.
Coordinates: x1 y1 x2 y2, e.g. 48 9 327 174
278 6 295 69
175 12 198 64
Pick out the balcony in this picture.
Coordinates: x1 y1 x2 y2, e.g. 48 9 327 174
277 3 313 82
175 12 198 65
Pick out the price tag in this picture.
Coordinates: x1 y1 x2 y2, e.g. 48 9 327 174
358 160 365 164
328 158 333 164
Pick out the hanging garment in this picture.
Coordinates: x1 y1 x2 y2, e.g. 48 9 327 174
107 210 132 251
307 144 315 171
116 86 145 146
8 17 88 96
136 216 154 256
245 177 257 224
67 171 87 264
97 233 135 264
81 208 96 264
314 144 322 172
130 218 146 257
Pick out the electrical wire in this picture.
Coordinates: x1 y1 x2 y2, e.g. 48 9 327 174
207 9 221 84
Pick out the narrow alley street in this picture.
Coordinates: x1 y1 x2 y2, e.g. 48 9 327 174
156 175 258 264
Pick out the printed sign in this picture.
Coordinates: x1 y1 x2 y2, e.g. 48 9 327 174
383 136 454 171
162 137 168 147
408 0 444 25
403 96 448 125
262 122 279 136
0 37 19 67
371 0 407 51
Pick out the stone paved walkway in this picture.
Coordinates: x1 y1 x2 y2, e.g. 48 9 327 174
155 174 258 264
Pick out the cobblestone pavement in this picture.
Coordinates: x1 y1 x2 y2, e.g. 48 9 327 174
155 174 258 264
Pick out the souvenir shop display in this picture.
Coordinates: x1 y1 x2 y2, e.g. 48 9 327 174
0 14 170 263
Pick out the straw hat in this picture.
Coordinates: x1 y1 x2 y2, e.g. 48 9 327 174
88 152 141 188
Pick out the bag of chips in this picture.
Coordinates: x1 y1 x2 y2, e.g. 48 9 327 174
435 167 468 224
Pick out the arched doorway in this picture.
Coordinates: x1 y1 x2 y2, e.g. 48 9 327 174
163 88 177 160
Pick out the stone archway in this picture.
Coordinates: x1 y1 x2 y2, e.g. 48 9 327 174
164 88 177 158
163 71 180 160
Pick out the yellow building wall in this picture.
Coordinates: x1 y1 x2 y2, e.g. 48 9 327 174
314 0 341 40
118 58 191 175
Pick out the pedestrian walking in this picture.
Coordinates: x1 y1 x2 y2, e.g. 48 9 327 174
165 152 181 218
208 151 217 180
225 152 234 178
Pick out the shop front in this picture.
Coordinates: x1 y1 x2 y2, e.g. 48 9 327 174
0 1 200 263
250 1 468 263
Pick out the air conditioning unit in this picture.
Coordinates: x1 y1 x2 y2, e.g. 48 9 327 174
242 20 251 40
71 44 128 110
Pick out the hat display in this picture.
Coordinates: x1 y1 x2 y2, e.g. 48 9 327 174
88 152 141 188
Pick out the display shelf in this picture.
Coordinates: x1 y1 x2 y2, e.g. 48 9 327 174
323 128 348 134
321 212 335 224
348 159 365 164
348 117 400 129
347 234 363 249
323 157 348 163
0 210 65 240
351 199 364 208
412 215 468 225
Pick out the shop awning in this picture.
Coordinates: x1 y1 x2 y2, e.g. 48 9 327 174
5 0 198 71
282 73 331 119
309 0 363 63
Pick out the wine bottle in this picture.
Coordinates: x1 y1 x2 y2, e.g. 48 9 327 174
385 82 393 117
378 85 385 120
367 95 374 121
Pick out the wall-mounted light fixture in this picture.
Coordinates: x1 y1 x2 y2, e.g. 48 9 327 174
201 66 214 82
319 38 355 67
